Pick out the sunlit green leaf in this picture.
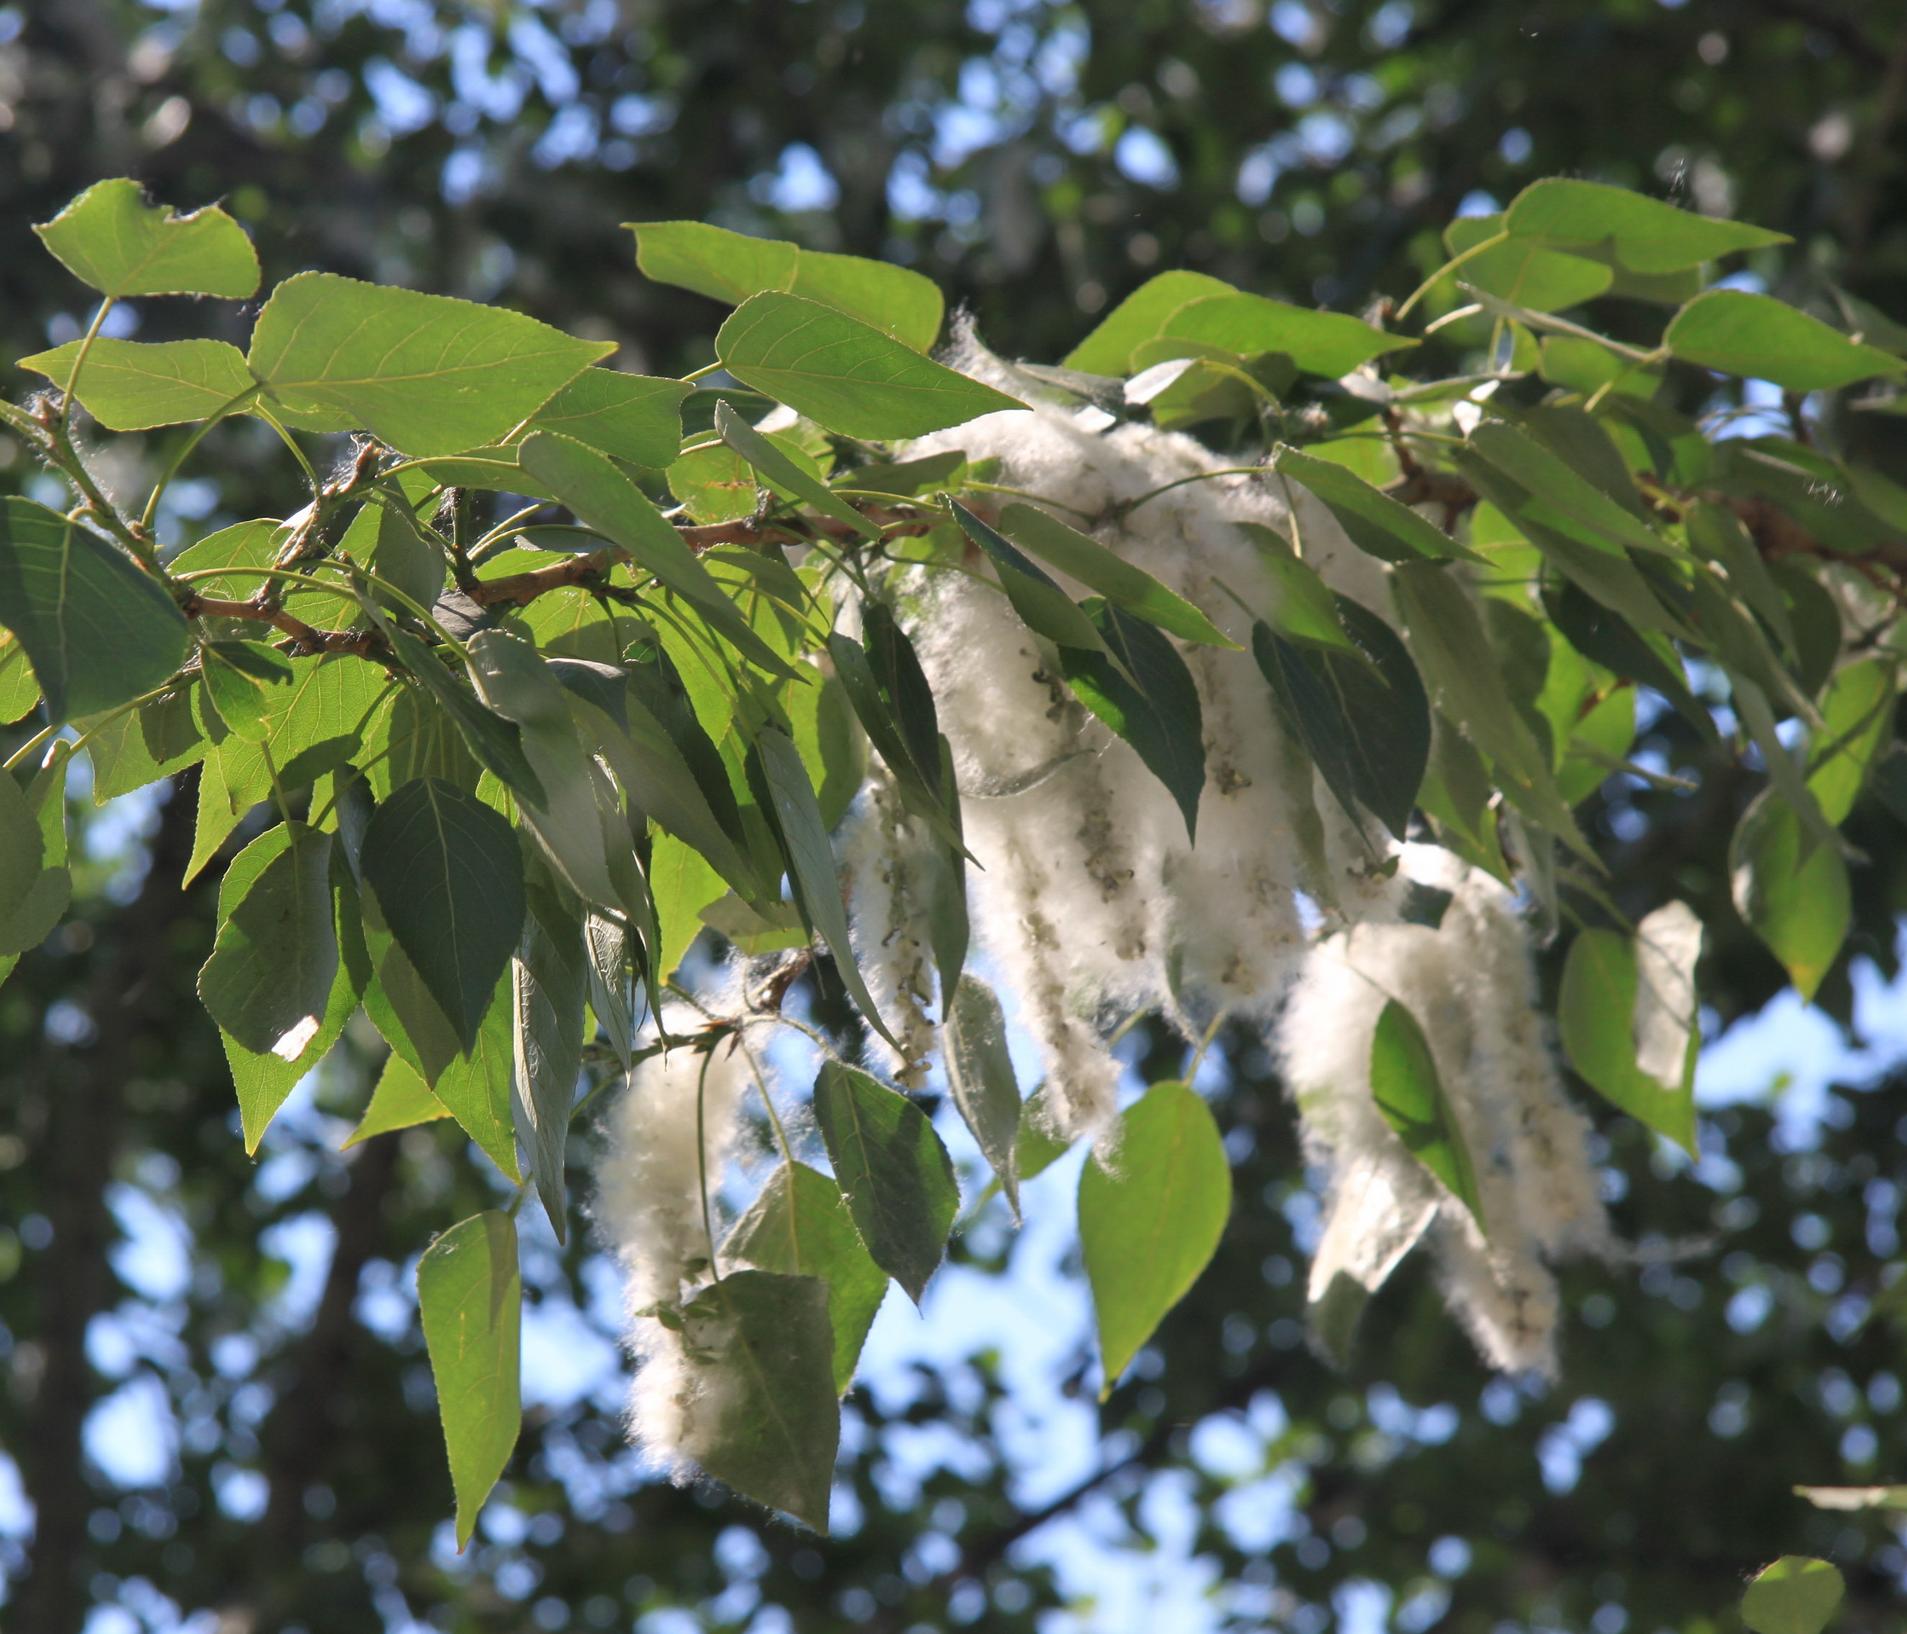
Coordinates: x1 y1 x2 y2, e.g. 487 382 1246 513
1370 1000 1485 1223
35 177 260 298
19 339 256 430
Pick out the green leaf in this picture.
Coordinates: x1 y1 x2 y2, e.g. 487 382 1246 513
811 1060 959 1304
344 1051 450 1147
248 273 613 455
466 630 623 915
751 727 899 1048
1666 291 1905 391
35 178 260 298
630 220 943 350
1370 1000 1486 1224
582 911 637 1072
0 764 43 925
1062 270 1238 375
1438 213 1612 313
672 1270 839 1531
1273 445 1468 563
1808 658 1895 825
996 503 1235 646
515 430 798 680
199 640 294 741
1159 293 1414 378
385 631 542 802
950 500 1116 659
1793 1484 1907 1512
1501 178 1788 273
198 820 340 1062
19 339 256 431
1079 1081 1231 1391
1740 1557 1845 1634
1558 924 1699 1153
512 876 585 1243
651 831 726 980
0 498 190 722
416 1211 521 1550
1466 419 1670 559
1391 561 1588 853
942 975 1025 1218
1254 595 1429 840
715 293 1022 438
525 369 689 467
1730 792 1849 1001
724 1163 889 1394
361 778 525 1051
1058 598 1207 841
713 400 879 538
0 632 38 723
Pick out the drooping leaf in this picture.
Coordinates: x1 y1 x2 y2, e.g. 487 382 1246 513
750 728 899 1048
248 272 612 455
198 820 341 1067
582 911 638 1072
0 765 43 926
0 498 189 722
1558 921 1699 1153
725 1162 889 1394
416 1210 521 1549
383 631 542 802
1807 657 1895 825
1667 290 1904 391
941 975 1025 1218
360 777 525 1051
715 293 1022 438
344 1051 450 1147
996 503 1234 645
512 875 586 1242
1740 1557 1845 1634
811 1060 959 1304
1272 444 1468 563
1730 791 1850 1001
672 1270 839 1531
524 368 689 467
1057 598 1206 841
950 500 1115 658
515 430 798 679
1502 178 1788 273
1370 1000 1486 1224
631 220 943 349
713 399 879 538
19 339 256 430
35 177 260 298
1079 1081 1231 1392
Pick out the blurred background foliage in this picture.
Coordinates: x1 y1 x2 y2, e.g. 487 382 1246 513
4 1 1907 1631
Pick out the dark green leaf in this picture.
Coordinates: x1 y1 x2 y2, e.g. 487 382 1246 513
942 975 1024 1218
361 777 525 1051
811 1060 959 1304
1272 444 1469 563
198 820 340 1062
0 763 42 924
725 1162 889 1394
385 630 542 802
35 177 259 298
20 339 256 430
672 1270 839 1531
416 1211 521 1549
1057 598 1206 841
997 502 1235 645
1079 1081 1231 1391
949 500 1114 658
751 727 899 1047
715 293 1022 438
1370 1000 1486 1224
0 498 189 722
512 875 586 1242
248 272 613 454
582 911 638 1072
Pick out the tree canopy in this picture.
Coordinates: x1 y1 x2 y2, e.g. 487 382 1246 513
4 5 1907 1633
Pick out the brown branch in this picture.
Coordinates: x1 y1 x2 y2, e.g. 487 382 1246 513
179 592 390 659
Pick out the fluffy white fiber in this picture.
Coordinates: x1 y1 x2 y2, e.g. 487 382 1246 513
595 991 755 1477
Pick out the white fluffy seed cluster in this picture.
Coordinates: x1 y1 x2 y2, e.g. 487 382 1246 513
594 994 753 1478
838 345 1612 1373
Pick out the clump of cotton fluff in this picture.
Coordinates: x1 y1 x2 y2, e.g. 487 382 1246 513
1278 850 1610 1376
596 994 754 1478
841 769 938 1088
